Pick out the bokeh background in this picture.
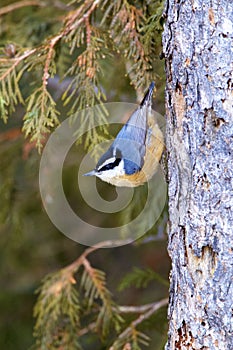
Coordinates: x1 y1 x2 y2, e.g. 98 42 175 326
0 1 169 349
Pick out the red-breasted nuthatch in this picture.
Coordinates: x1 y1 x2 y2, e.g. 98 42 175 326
84 82 164 187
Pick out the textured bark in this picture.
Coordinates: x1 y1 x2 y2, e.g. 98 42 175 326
162 1 233 349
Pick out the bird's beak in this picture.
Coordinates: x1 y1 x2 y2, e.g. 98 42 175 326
83 170 96 176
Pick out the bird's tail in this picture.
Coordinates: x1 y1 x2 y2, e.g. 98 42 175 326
140 82 155 107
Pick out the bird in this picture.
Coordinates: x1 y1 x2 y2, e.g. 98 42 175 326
84 82 164 187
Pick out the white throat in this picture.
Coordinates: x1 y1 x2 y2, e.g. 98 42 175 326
95 159 125 182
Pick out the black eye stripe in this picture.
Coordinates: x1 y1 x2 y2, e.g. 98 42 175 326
98 158 121 172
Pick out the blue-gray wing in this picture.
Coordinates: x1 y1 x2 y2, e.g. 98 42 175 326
114 107 147 144
96 82 154 175
113 81 154 159
112 106 149 169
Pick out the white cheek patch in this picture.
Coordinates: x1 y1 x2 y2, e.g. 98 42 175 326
97 157 116 171
96 159 125 180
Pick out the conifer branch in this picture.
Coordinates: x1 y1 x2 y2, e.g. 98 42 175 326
77 299 168 337
33 240 131 346
0 0 162 151
109 298 168 350
0 49 37 82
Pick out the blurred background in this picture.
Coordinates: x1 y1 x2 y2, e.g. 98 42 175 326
0 1 169 349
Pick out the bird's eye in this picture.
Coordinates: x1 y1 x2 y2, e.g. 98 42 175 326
98 158 121 172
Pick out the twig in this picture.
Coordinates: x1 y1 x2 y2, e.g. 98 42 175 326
128 298 168 328
78 321 96 336
0 0 100 84
0 0 74 17
50 0 74 11
41 0 100 88
63 239 133 275
117 302 164 314
84 15 92 46
109 298 168 349
0 1 43 16
77 299 168 338
0 49 37 82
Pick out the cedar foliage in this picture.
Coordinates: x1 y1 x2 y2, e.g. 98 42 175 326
0 0 164 153
0 1 168 349
32 242 168 350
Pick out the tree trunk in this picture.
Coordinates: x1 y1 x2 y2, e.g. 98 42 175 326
162 1 233 349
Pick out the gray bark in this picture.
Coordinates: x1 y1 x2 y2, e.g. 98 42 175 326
162 1 233 349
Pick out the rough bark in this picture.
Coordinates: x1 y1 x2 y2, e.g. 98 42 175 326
162 1 233 349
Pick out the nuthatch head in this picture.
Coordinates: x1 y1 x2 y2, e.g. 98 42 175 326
84 82 164 187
